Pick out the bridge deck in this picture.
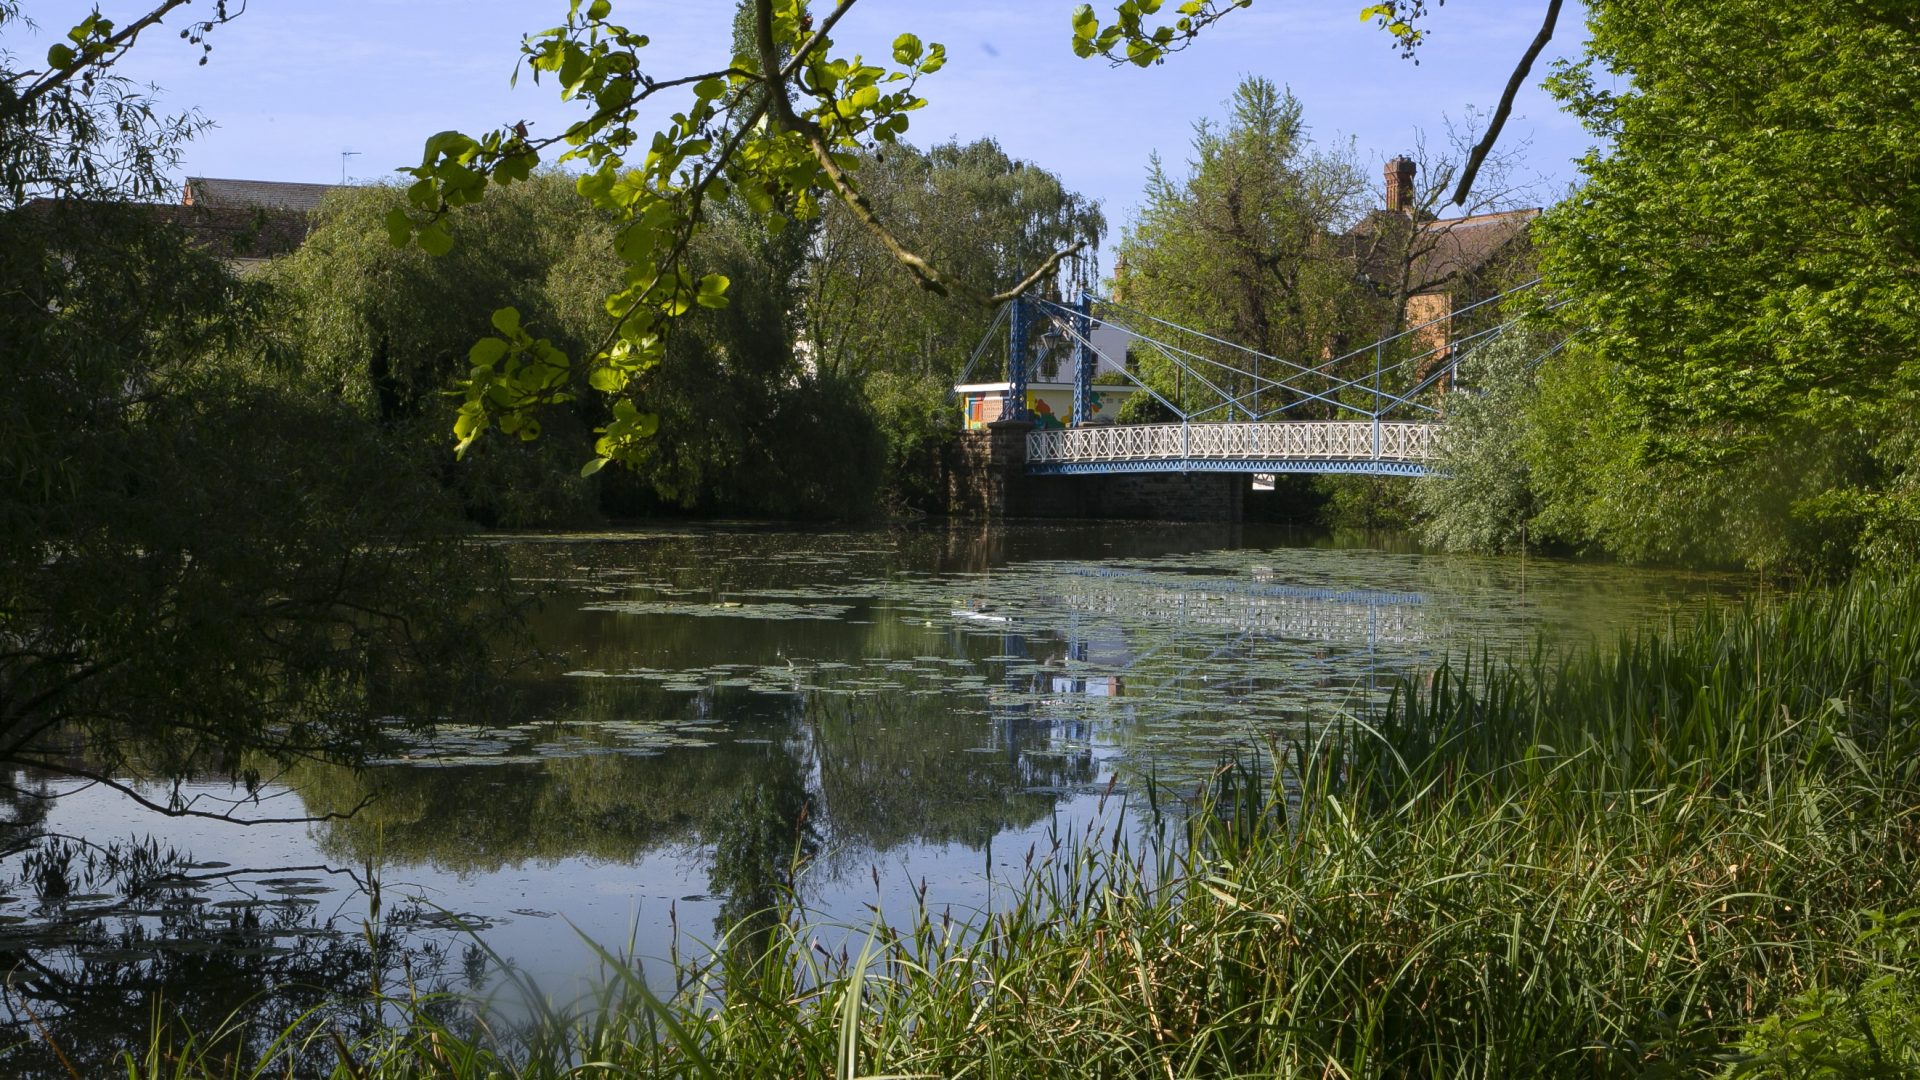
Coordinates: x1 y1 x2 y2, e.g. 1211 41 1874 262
1025 421 1441 477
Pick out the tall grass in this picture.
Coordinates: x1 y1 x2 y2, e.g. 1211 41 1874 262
117 575 1920 1078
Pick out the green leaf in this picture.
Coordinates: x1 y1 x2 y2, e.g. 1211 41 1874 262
892 33 923 66
383 208 413 247
586 0 611 18
576 166 616 203
491 307 523 336
468 337 510 367
495 149 537 184
46 43 76 68
417 221 454 257
695 273 731 309
1072 4 1099 39
580 456 612 477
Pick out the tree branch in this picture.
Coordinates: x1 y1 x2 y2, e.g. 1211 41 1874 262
752 0 1084 306
3 757 377 825
1450 0 1562 206
20 0 227 109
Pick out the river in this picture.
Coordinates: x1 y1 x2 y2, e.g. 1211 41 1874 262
0 521 1742 1071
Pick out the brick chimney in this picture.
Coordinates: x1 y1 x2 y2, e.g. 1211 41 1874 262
1385 156 1416 214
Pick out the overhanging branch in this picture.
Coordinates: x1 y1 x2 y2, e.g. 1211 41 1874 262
1450 0 1563 206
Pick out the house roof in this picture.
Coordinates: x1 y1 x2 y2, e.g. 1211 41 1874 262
1407 208 1539 285
1345 206 1539 296
182 176 342 212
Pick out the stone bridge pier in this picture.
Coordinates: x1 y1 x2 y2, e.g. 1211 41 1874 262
948 420 1247 523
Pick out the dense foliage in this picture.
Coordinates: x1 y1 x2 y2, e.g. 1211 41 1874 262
1413 327 1547 552
268 177 613 526
1114 78 1369 418
1512 0 1920 573
0 15 508 813
270 175 890 521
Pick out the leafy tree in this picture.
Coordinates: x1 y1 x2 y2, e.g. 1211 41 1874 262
1533 0 1920 573
617 196 886 518
1114 78 1370 419
805 138 1103 509
271 172 880 521
0 0 234 207
1413 327 1550 553
807 138 1104 385
266 176 616 527
1 5 508 816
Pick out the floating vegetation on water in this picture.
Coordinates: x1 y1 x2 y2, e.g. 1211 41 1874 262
581 599 853 620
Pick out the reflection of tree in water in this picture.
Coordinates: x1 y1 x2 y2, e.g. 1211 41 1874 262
298 665 1093 874
0 843 463 1080
1 773 53 860
299 746 775 873
705 748 818 952
808 692 1095 852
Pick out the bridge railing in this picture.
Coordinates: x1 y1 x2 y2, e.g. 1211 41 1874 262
1027 421 1441 465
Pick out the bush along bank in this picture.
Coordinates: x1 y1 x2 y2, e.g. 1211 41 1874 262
125 575 1920 1078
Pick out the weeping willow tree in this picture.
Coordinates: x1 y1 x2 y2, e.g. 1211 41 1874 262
805 137 1105 508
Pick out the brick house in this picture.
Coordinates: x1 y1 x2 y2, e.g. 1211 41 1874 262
1346 156 1539 361
171 177 342 272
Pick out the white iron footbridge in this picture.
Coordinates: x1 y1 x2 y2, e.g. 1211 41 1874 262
1025 421 1442 477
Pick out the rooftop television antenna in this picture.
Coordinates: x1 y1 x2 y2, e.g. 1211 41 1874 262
340 149 360 184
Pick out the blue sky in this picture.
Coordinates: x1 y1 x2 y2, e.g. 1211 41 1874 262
21 1 1598 235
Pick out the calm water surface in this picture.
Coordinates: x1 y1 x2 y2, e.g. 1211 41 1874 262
1 522 1743 1065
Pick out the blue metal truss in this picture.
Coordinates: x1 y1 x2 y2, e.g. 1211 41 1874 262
963 281 1567 481
1026 457 1435 478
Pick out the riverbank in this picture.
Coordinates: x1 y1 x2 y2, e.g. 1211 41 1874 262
116 572 1918 1077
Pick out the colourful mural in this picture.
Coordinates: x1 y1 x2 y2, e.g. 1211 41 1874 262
956 383 1137 431
1027 394 1064 430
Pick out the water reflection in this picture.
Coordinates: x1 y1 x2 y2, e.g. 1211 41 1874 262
0 807 467 1078
706 749 817 951
2 523 1744 1070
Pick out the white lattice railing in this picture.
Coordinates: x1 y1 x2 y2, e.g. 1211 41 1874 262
1026 421 1441 464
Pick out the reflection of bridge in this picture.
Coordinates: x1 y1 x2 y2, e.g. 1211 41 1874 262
973 567 1431 761
962 565 1430 652
1054 584 1428 649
